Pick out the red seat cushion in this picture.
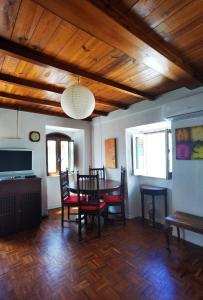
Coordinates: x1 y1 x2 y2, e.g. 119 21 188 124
103 194 122 203
63 195 86 204
99 194 106 198
80 201 106 211
63 195 78 204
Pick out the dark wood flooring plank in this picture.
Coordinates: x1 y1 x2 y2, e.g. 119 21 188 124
0 209 202 300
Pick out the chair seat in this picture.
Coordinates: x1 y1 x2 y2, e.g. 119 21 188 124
103 194 122 203
99 194 106 198
63 195 78 204
63 195 85 204
80 201 106 211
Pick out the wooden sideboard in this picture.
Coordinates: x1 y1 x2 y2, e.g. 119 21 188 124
0 177 41 236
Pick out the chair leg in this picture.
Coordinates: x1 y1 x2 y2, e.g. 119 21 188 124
68 206 70 220
61 206 64 227
91 216 94 229
85 213 88 232
78 212 82 241
121 203 126 225
106 206 109 219
97 214 101 238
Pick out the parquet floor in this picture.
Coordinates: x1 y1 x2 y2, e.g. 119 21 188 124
0 209 203 300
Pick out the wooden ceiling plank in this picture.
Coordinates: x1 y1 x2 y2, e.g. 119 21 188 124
11 0 44 44
129 0 164 20
27 9 61 51
33 0 202 88
45 20 78 56
139 0 192 30
0 53 5 72
0 0 21 39
1 55 20 75
0 37 154 99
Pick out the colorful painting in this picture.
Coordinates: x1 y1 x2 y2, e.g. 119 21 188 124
105 138 117 168
176 125 203 160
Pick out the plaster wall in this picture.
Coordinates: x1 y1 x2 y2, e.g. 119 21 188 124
0 109 91 214
92 87 203 246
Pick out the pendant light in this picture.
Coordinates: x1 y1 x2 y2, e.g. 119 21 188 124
61 77 95 119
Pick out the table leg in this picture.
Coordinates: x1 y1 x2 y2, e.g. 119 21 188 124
141 192 145 224
165 225 172 252
164 190 168 217
152 195 155 227
177 226 180 241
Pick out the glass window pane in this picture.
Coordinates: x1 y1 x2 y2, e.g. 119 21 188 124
136 136 144 170
145 131 166 178
168 131 172 173
48 140 56 173
61 141 69 172
69 141 74 172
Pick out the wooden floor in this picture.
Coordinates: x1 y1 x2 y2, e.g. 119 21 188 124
0 209 203 300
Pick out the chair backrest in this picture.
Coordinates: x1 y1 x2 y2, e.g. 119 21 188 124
77 173 100 208
120 166 126 198
59 170 70 203
89 166 105 180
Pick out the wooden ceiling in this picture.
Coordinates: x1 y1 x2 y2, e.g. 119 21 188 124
0 0 202 120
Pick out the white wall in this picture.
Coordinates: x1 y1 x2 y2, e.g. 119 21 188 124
172 116 203 246
0 109 91 215
92 86 203 247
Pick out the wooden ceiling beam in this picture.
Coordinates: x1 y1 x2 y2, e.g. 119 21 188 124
0 37 155 99
0 98 93 121
34 0 202 88
0 91 61 107
0 72 64 94
0 100 67 118
0 91 107 117
0 75 130 110
94 110 108 117
96 97 130 110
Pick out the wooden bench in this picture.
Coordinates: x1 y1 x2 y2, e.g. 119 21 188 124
165 211 203 252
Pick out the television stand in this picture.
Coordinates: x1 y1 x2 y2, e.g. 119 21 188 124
0 177 41 236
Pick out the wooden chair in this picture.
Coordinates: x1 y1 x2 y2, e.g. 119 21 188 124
59 170 79 226
89 166 105 180
103 167 126 225
77 173 106 240
89 166 106 198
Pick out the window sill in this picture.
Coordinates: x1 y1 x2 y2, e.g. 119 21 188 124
134 174 172 180
47 175 59 178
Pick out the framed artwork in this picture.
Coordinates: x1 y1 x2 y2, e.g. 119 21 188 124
176 125 203 160
105 138 117 168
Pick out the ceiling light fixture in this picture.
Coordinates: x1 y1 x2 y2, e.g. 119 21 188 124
61 77 95 119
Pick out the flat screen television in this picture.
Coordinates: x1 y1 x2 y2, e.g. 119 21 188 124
0 149 33 176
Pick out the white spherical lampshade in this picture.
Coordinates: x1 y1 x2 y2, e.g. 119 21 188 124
61 85 95 119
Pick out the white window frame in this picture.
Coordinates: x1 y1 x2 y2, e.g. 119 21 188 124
46 133 74 176
132 133 145 175
132 129 172 179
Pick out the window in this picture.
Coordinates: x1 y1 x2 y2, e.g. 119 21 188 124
133 129 172 179
46 133 74 176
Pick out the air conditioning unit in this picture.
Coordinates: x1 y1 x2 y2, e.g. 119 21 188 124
162 95 203 120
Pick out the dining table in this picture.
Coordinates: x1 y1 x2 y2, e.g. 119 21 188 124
68 176 120 194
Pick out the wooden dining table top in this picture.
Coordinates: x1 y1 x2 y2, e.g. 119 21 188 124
68 178 120 193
